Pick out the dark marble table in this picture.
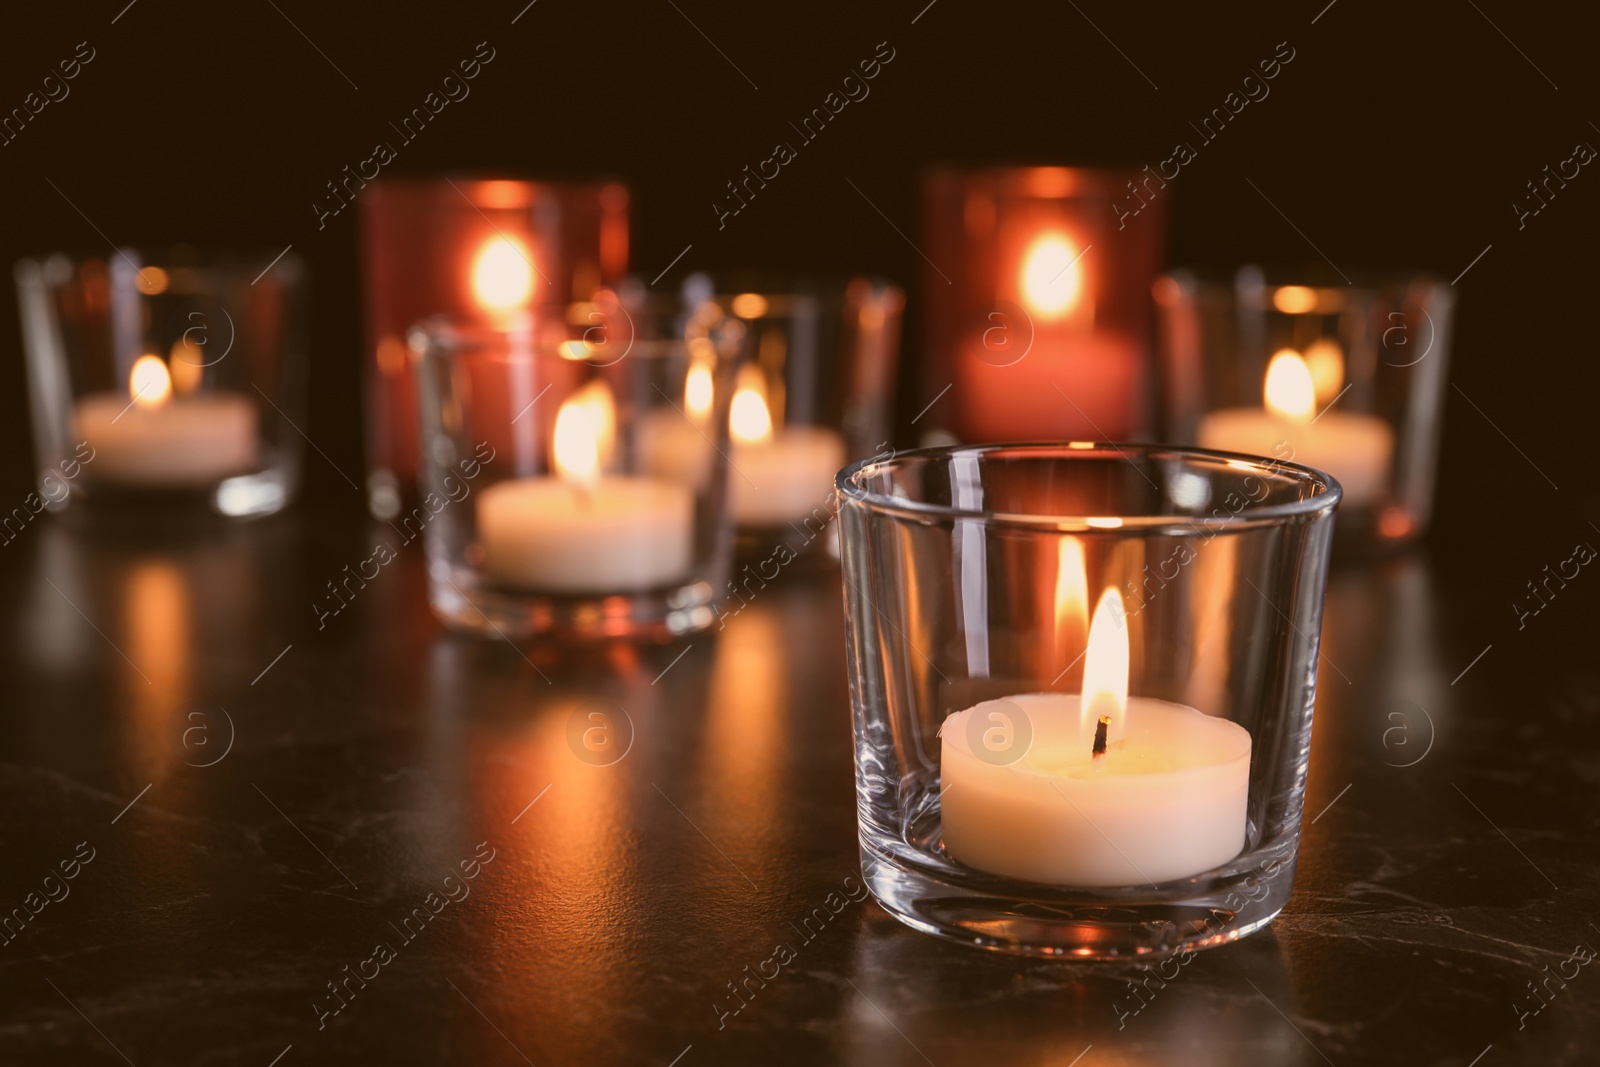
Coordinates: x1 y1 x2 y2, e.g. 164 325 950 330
0 491 1594 1066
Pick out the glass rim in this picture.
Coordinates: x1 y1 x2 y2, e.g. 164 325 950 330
1157 264 1447 294
406 311 737 365
922 164 1148 199
835 441 1342 532
14 249 306 281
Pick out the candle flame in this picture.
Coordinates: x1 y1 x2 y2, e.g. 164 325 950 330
1263 349 1316 423
1054 537 1088 679
471 236 535 312
168 338 204 395
553 381 614 487
1304 338 1345 406
1019 232 1084 319
129 354 172 409
729 365 773 445
1082 587 1129 748
135 267 169 295
1272 285 1318 314
684 360 715 421
730 292 768 319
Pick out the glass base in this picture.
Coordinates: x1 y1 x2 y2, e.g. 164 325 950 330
62 469 292 522
428 562 719 643
860 831 1296 960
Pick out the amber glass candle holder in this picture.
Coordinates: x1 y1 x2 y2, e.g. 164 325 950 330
919 166 1166 444
360 177 629 519
1154 267 1454 552
15 248 307 519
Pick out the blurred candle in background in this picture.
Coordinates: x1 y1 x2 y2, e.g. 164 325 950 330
477 382 693 594
360 178 629 519
726 364 846 527
75 352 257 487
1197 347 1394 506
921 167 1165 444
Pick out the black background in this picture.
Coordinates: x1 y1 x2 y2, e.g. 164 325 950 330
2 6 1599 1063
0 0 1595 622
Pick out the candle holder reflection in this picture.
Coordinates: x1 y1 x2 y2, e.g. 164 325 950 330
15 249 308 519
410 289 741 643
837 443 1339 958
1156 267 1455 553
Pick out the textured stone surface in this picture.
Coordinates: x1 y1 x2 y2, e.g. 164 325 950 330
0 508 1593 1066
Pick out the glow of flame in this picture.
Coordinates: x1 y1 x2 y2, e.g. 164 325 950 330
471 236 535 311
168 339 204 395
685 361 714 421
125 560 190 773
1082 587 1129 747
1019 232 1084 319
1304 338 1345 405
1054 537 1088 672
553 381 614 487
730 292 768 319
136 267 169 295
130 354 172 409
1263 349 1317 423
729 366 773 445
1272 285 1318 314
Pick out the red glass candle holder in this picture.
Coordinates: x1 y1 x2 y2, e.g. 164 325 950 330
359 177 629 518
919 167 1165 444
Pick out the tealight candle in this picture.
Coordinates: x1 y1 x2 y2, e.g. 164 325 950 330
940 588 1251 887
636 359 717 491
957 332 1138 442
1197 348 1393 506
956 229 1141 441
725 368 845 526
477 382 693 594
76 354 257 487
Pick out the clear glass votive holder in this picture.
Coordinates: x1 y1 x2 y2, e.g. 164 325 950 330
409 294 740 642
360 177 630 520
837 443 1339 958
1154 267 1454 552
15 248 308 519
710 276 904 560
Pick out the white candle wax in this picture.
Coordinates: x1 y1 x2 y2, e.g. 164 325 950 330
1196 408 1393 506
76 391 258 487
636 409 714 490
940 692 1251 887
476 477 694 594
730 426 845 527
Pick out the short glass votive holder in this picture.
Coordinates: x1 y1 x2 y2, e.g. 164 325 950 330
15 248 307 519
838 443 1339 958
1154 267 1454 551
410 298 739 642
361 177 630 520
712 277 904 560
